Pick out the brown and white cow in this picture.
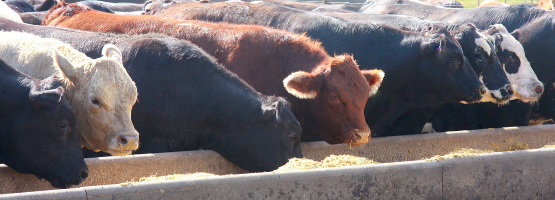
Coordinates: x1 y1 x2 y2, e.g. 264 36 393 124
0 31 139 156
43 3 385 146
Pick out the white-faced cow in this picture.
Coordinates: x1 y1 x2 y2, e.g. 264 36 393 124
0 31 139 156
0 59 88 189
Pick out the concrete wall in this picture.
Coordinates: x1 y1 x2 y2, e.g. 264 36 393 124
3 149 555 199
2 124 555 197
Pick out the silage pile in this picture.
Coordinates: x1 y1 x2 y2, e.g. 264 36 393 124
275 154 379 171
424 141 530 161
121 172 217 185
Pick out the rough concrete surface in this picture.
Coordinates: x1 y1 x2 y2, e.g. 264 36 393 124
2 124 555 198
443 149 555 199
83 160 443 200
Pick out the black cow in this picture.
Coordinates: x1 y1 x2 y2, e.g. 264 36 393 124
359 0 548 32
0 18 302 172
146 2 486 137
324 13 515 135
77 1 114 13
0 59 87 188
361 1 551 130
5 0 35 12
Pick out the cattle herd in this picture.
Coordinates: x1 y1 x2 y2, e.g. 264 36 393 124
0 0 553 190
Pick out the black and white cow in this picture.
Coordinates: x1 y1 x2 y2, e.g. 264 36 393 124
146 2 487 137
361 1 549 129
0 18 303 172
0 59 88 189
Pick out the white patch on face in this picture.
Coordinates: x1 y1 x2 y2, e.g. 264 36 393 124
493 25 543 102
477 75 510 104
475 36 492 56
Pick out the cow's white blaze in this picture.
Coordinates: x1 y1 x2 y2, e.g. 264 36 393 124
491 24 542 102
475 34 492 56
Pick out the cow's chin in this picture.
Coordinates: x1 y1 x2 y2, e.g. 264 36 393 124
106 149 134 156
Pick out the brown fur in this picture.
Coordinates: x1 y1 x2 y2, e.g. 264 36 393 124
43 3 385 145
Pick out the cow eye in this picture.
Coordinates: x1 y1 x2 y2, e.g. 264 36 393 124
57 120 69 130
449 56 457 62
475 53 485 61
288 133 296 140
91 97 101 106
506 54 513 59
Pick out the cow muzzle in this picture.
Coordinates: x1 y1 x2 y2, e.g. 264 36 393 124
349 129 371 146
107 131 139 156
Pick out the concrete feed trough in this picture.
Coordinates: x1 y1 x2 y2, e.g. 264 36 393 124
2 124 555 199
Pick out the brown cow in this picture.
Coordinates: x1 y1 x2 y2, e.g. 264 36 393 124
44 3 385 146
538 0 554 10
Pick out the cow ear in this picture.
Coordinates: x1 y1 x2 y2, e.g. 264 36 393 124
283 71 321 99
361 69 385 96
102 44 123 64
510 29 520 41
29 86 64 111
55 49 79 83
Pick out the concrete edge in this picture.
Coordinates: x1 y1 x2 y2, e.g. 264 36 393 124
5 148 555 199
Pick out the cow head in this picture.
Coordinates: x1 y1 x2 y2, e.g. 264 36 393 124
484 24 543 102
283 55 384 146
0 74 87 189
451 23 513 104
55 44 139 156
418 24 485 104
212 96 303 172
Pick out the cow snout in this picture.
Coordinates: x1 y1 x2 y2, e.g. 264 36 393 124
497 85 514 103
80 169 89 180
108 132 139 156
117 135 139 149
535 84 544 95
479 85 487 96
349 129 371 147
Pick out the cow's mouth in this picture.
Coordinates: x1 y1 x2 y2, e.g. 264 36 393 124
107 149 134 156
349 130 371 147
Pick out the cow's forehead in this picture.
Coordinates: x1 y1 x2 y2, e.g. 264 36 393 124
497 31 526 59
476 32 492 56
86 59 137 102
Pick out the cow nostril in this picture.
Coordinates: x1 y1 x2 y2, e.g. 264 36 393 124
508 88 514 96
118 136 128 146
536 85 544 94
80 170 88 180
479 86 486 95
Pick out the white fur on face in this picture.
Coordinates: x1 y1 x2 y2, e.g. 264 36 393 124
493 25 542 102
0 31 139 155
477 75 509 103
475 33 492 56
0 2 23 23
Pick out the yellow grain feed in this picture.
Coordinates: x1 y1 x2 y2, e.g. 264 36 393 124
275 154 378 171
542 143 555 148
424 148 495 161
121 172 217 185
